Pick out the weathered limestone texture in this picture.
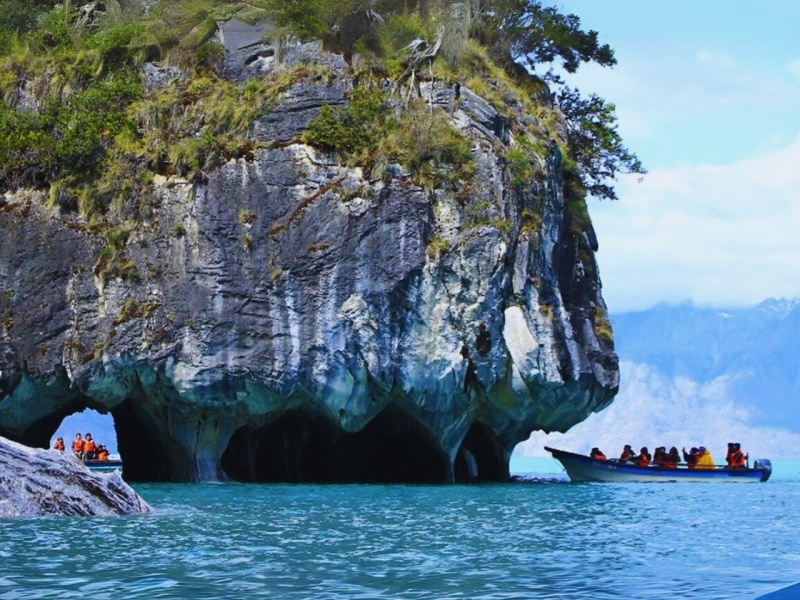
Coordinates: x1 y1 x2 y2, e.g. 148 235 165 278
0 39 618 483
0 436 151 517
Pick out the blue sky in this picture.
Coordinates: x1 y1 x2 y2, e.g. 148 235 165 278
547 1 800 311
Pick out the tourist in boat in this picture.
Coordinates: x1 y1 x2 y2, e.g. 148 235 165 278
682 447 699 469
730 443 748 468
619 445 636 463
725 442 736 467
653 447 668 467
589 447 607 461
632 446 651 467
695 446 715 469
665 447 680 468
71 433 84 458
53 437 65 452
96 445 110 461
83 433 97 460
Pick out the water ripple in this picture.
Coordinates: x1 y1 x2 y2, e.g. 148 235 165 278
2 476 800 598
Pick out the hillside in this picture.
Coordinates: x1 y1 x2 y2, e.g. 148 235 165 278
522 299 800 458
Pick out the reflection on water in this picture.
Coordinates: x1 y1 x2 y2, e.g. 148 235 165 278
2 462 800 599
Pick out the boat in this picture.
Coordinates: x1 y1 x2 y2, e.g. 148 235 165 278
84 458 123 473
545 446 772 483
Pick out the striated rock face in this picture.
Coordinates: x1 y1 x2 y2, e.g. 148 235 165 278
0 40 618 483
0 436 150 517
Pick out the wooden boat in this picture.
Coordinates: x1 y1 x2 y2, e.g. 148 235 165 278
545 446 772 483
84 459 123 473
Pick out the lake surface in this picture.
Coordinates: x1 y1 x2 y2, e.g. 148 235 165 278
2 458 799 599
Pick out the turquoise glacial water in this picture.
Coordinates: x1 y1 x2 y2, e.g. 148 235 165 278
2 459 800 599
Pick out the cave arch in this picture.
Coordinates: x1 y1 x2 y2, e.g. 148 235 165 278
221 406 450 483
454 422 509 482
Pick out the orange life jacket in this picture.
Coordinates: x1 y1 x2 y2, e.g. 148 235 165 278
84 440 96 455
97 450 109 461
635 456 650 467
54 440 65 451
72 439 84 453
732 450 747 468
591 452 607 461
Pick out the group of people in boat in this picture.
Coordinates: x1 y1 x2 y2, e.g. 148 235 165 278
589 442 748 469
52 432 111 462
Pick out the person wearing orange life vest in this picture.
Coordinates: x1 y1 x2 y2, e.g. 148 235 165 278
96 445 109 461
725 442 736 467
53 437 65 452
71 433 84 458
731 443 748 468
619 445 636 463
653 447 668 467
83 433 97 460
665 447 680 469
589 447 607 461
632 447 651 467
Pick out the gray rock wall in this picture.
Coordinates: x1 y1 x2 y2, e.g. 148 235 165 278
0 44 618 482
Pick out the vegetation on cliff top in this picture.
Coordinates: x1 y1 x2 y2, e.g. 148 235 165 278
0 0 643 218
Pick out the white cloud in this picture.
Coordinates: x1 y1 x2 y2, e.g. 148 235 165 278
564 45 800 164
590 133 800 311
517 361 800 459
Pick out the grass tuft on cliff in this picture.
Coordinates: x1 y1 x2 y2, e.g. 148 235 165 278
0 0 641 228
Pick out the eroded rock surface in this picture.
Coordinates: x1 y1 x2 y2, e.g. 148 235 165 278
0 436 151 517
0 40 618 483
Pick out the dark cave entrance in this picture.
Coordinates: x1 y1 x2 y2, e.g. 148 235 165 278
25 398 170 482
111 400 174 482
221 407 450 483
454 422 509 482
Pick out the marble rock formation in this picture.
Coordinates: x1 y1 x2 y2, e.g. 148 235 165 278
0 436 151 517
0 34 618 483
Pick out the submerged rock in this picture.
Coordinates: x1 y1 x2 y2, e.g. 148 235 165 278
0 436 150 517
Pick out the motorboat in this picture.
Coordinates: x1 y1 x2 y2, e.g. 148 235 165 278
545 446 771 483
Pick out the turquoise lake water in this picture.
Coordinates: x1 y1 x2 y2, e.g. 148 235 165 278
2 458 799 599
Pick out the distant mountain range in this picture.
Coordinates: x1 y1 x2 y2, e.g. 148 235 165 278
522 298 800 458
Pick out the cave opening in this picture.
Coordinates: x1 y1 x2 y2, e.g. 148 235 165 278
111 400 173 482
221 407 450 483
454 422 509 482
52 407 118 456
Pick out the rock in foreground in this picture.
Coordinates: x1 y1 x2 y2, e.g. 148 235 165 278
0 436 150 517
